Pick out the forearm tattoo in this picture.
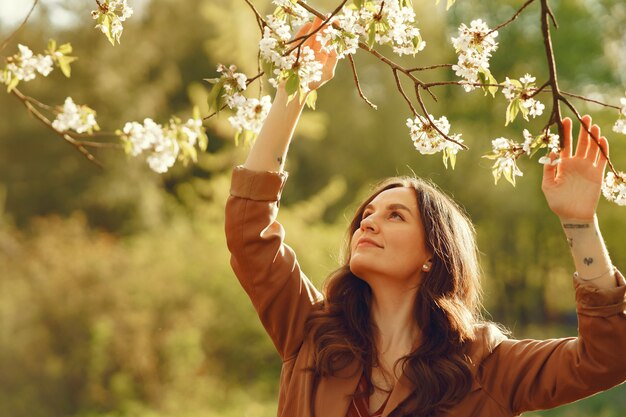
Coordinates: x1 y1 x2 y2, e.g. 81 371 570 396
562 223 591 229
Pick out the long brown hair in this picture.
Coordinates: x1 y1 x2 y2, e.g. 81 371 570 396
305 176 485 417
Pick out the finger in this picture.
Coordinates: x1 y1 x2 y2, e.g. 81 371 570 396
326 48 339 73
595 136 609 172
586 124 601 160
542 151 558 186
574 115 591 158
560 117 572 158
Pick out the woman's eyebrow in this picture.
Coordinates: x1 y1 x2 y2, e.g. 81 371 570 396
364 203 414 215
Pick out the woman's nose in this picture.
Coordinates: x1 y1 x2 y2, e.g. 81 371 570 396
360 215 379 232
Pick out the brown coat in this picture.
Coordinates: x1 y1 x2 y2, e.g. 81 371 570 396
225 166 626 417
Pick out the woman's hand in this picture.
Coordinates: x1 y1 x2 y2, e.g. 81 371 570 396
293 16 338 91
542 115 609 221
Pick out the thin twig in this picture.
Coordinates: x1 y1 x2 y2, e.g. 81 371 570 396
406 64 453 73
243 0 266 33
286 0 348 55
348 55 377 109
559 97 615 173
0 0 39 51
488 0 537 36
557 91 620 110
527 80 550 98
12 88 104 168
393 69 418 116
540 0 564 142
415 85 468 150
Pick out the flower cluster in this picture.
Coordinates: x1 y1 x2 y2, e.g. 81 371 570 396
613 93 626 135
502 74 545 124
118 112 207 173
406 114 463 168
319 1 425 59
215 64 248 108
259 16 323 94
483 137 524 185
228 95 272 144
2 44 53 91
52 97 100 134
371 0 426 56
602 171 626 206
91 0 134 45
522 129 560 165
451 19 498 92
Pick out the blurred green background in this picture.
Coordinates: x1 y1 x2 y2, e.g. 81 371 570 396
0 0 625 416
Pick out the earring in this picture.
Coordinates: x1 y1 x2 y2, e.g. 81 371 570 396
422 263 431 272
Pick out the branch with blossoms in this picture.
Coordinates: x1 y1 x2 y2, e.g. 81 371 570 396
205 0 626 205
1 0 210 173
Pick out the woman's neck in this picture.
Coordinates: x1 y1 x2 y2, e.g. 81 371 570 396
369 281 422 355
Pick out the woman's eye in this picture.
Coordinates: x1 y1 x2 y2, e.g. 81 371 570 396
390 211 404 220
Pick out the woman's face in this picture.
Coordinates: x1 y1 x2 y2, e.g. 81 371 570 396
350 187 432 285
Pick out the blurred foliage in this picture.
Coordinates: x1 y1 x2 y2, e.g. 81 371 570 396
0 0 625 416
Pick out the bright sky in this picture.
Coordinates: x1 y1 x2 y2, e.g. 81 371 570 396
0 2 37 27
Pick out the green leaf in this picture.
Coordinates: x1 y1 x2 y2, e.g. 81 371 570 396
449 150 457 170
367 24 376 48
58 42 72 54
305 89 317 110
491 166 501 185
481 70 498 97
447 0 456 10
203 78 220 84
7 75 19 92
207 80 225 113
48 39 57 51
505 99 519 126
57 56 77 78
234 129 241 147
198 131 208 152
519 101 529 121
503 166 516 187
285 72 299 98
99 14 115 46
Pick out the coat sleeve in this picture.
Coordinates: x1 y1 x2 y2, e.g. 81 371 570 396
478 270 626 416
224 166 324 361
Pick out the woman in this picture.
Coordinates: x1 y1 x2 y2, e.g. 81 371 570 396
225 19 626 417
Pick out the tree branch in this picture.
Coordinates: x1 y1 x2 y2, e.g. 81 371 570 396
348 55 377 109
12 88 104 168
0 0 39 51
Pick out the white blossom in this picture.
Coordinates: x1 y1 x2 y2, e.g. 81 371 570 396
538 155 560 166
6 44 54 82
51 97 99 134
146 133 179 173
119 118 179 173
228 95 272 135
602 171 626 206
486 137 524 185
92 0 134 44
502 74 545 120
451 19 498 91
216 64 248 107
406 114 463 155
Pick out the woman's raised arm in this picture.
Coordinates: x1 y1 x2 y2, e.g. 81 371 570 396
244 17 337 173
541 115 616 289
